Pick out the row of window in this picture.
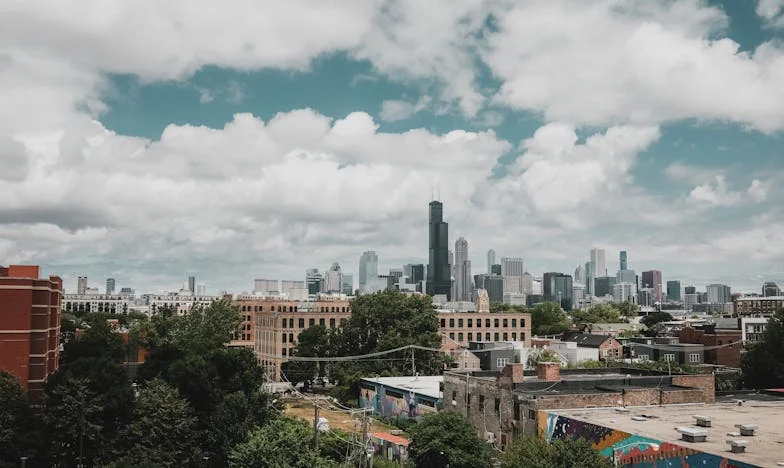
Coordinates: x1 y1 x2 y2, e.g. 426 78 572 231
448 331 525 342
440 317 526 329
280 317 342 329
239 304 349 313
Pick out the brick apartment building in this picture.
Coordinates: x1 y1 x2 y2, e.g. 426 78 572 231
444 363 715 449
733 295 784 316
678 323 742 368
0 265 62 403
438 311 532 348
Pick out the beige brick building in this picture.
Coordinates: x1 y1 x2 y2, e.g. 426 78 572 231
437 311 532 348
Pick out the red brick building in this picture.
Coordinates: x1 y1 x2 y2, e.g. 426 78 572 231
678 324 742 368
0 265 62 403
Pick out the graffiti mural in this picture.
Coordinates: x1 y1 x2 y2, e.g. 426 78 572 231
359 384 437 420
538 411 760 468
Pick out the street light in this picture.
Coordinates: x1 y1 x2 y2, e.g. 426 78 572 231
612 442 659 467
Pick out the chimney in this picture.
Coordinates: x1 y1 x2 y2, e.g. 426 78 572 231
498 363 526 388
537 362 561 382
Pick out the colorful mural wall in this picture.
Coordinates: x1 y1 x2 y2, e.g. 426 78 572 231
359 381 438 420
538 411 759 468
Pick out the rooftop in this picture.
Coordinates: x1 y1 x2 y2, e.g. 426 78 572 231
361 375 443 399
554 401 784 467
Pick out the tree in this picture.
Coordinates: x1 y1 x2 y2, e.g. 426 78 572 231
526 349 563 368
228 418 339 468
640 311 674 329
208 390 280 466
119 379 200 467
499 436 611 468
530 302 571 336
284 325 332 385
0 372 33 467
408 412 493 468
44 377 106 466
615 301 639 319
571 304 622 324
742 310 784 389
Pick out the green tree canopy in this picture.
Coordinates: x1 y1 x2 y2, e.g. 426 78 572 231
408 411 493 468
499 436 612 468
284 324 332 385
640 311 674 329
44 377 106 466
118 379 200 467
228 418 339 468
530 302 571 336
615 301 639 319
0 372 34 466
742 310 784 389
571 304 623 324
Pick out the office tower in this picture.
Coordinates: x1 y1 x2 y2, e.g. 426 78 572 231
572 285 585 309
324 263 342 293
616 269 636 284
0 265 62 403
281 280 307 300
543 272 573 310
187 276 196 294
448 249 456 300
706 284 732 304
254 279 279 294
426 201 451 300
341 273 354 296
614 282 636 304
638 288 654 307
762 282 781 297
106 278 115 295
474 274 503 303
490 264 502 275
197 284 206 296
641 270 663 303
584 261 594 295
666 280 681 301
521 272 534 295
306 269 323 295
77 276 87 295
684 293 699 309
487 249 496 273
501 257 524 277
619 251 628 271
594 276 616 297
454 238 469 301
574 264 585 285
684 285 696 295
358 251 379 294
503 276 522 294
590 248 607 277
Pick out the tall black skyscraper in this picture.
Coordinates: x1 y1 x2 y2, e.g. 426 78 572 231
620 251 627 271
426 201 451 300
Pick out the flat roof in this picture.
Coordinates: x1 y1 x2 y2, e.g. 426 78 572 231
361 375 442 399
553 401 784 467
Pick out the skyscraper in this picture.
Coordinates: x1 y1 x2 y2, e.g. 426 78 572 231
574 264 585 284
543 272 573 310
106 277 115 295
685 285 696 295
455 237 471 301
341 273 354 296
666 280 681 301
77 276 87 295
584 261 594 295
188 276 196 294
501 257 524 277
358 251 379 294
619 251 628 271
487 249 496 274
324 263 342 293
490 264 502 275
590 248 607 277
706 284 732 304
762 282 781 297
641 270 663 303
306 269 323 295
426 201 451 300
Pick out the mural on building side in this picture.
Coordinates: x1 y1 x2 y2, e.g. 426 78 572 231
360 386 437 420
538 411 759 468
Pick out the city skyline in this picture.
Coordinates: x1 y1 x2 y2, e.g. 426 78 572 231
1 2 783 294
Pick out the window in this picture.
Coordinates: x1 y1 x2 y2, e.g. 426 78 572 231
512 318 517 328
664 353 675 362
494 398 501 413
479 395 485 412
289 333 294 343
282 320 287 329
468 333 473 341
449 333 455 340
485 332 491 341
497 357 509 368
476 319 481 328
309 318 315 327
494 332 499 341
494 319 500 328
520 332 525 342
458 333 464 342
452 391 457 403
485 319 491 328
528 409 536 420
502 318 508 327
282 348 287 357
502 332 508 341
468 319 473 328
520 319 526 328
329 318 336 328
440 319 446 328
449 318 455 327
282 334 287 343
458 318 464 328
289 318 294 328
512 332 517 341
689 353 700 363
298 318 305 328
319 318 325 327
514 402 521 420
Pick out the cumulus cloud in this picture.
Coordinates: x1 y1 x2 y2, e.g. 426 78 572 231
757 0 784 28
688 176 770 206
379 96 431 122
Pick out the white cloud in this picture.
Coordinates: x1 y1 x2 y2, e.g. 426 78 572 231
757 0 784 28
379 96 431 122
483 0 784 132
688 176 770 206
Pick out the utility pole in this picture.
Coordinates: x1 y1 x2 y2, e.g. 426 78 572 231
313 399 320 450
360 409 370 468
411 347 416 377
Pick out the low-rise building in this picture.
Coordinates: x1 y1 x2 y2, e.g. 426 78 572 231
539 339 599 366
145 294 219 315
359 375 442 420
438 311 532 348
733 295 784 316
741 317 769 343
443 363 716 450
563 332 622 361
678 323 742 368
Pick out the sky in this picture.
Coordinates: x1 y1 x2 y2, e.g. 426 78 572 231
1 0 783 295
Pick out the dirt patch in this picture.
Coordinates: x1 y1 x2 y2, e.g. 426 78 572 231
284 398 397 435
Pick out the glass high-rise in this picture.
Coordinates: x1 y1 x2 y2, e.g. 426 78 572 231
426 201 451 299
543 272 573 310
